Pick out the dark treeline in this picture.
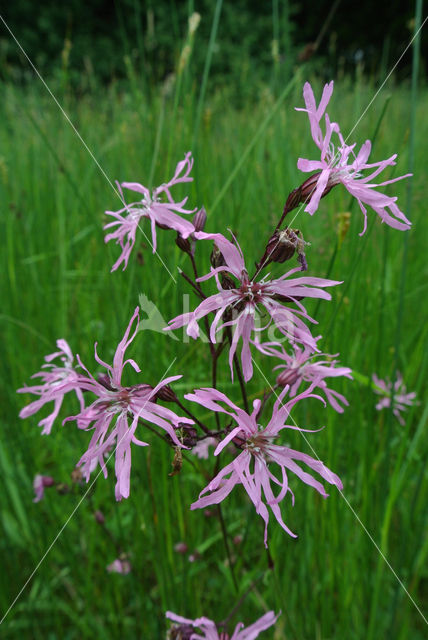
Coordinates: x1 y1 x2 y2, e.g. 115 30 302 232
0 0 424 89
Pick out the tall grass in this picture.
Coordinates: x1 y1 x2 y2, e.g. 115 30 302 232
0 49 427 640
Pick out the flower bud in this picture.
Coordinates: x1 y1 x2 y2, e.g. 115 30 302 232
180 424 198 448
97 373 114 391
258 228 308 270
156 384 178 403
168 623 195 640
264 229 298 264
300 172 335 205
220 274 236 290
94 510 105 524
175 232 192 254
193 206 207 232
276 367 300 388
210 243 226 268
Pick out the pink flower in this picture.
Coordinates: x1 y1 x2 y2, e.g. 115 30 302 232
296 81 412 234
18 339 85 435
372 372 417 426
255 338 352 413
33 474 55 503
104 152 196 271
166 232 341 382
106 556 131 574
67 307 193 500
166 610 280 639
185 387 342 546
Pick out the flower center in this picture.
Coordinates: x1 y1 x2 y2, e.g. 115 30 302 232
239 281 263 304
244 431 273 456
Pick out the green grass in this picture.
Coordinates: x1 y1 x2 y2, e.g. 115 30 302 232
0 70 427 640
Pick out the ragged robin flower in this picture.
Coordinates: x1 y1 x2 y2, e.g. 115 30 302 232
104 152 196 271
185 386 342 546
296 81 412 234
166 232 341 382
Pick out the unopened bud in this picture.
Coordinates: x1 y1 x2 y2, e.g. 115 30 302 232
276 367 300 387
193 206 207 232
156 384 178 403
210 243 226 268
168 623 195 640
258 228 308 271
232 434 246 449
264 229 298 264
180 424 198 448
221 274 236 290
94 510 105 524
300 172 335 205
97 373 114 390
297 251 308 271
175 232 192 254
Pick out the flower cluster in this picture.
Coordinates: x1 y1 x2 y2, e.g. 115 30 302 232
18 82 415 636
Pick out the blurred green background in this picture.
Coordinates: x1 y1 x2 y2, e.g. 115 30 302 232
0 1 427 638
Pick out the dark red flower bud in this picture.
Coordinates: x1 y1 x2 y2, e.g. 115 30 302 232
156 384 178 403
175 232 192 254
168 623 195 640
300 171 335 204
221 274 236 290
276 367 301 387
265 229 298 264
97 373 114 391
258 228 309 272
94 510 105 524
180 424 198 448
210 243 226 268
